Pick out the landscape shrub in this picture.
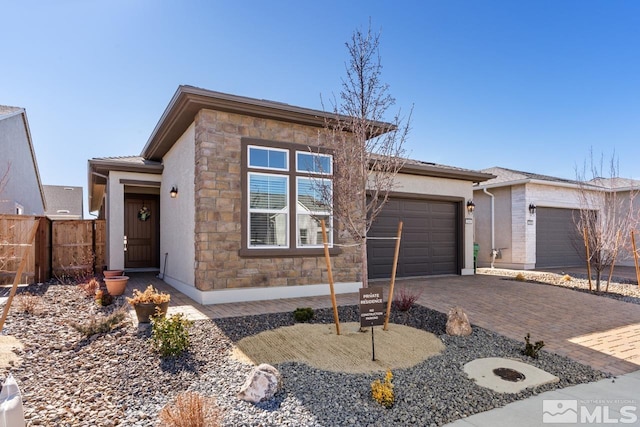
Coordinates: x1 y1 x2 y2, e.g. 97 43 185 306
70 306 128 337
151 313 194 357
371 370 394 409
78 278 100 298
14 292 42 315
293 307 314 322
522 332 545 358
392 286 422 312
158 391 222 427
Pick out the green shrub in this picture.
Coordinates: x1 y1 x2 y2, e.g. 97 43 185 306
151 313 194 357
522 333 545 358
293 307 314 322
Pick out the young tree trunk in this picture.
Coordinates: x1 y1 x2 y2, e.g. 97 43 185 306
361 238 369 288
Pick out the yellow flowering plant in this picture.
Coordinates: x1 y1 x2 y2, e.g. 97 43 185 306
371 370 394 409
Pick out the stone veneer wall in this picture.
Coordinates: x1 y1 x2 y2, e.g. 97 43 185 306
193 109 361 291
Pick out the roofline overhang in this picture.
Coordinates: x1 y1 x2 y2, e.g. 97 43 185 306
401 163 495 183
141 85 393 162
475 178 604 191
87 158 163 213
4 109 48 211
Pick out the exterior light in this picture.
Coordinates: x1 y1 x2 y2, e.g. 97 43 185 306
529 203 536 215
170 186 178 198
466 200 475 214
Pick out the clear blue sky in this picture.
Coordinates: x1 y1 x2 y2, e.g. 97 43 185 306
2 1 639 216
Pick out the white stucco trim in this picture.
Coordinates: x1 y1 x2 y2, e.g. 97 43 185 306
163 275 361 305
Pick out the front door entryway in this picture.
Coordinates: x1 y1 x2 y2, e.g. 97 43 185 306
124 194 160 269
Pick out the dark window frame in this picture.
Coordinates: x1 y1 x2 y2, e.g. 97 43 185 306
239 138 340 258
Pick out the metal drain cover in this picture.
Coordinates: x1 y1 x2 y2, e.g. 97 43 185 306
493 367 526 382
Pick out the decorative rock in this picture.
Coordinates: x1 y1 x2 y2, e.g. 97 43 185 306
446 306 472 336
237 363 282 403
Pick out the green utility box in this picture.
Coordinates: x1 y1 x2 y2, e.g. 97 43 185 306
473 243 480 272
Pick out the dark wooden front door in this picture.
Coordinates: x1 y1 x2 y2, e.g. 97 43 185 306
124 195 159 269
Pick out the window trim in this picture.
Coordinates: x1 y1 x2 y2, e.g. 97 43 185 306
240 138 340 258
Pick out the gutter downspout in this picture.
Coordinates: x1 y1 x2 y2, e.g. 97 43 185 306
483 188 497 268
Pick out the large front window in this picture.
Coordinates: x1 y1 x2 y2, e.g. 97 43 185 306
245 142 333 252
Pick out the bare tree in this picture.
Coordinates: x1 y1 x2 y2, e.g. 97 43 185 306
320 23 412 288
575 150 638 292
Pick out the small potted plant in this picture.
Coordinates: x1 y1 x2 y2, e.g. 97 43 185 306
126 285 171 323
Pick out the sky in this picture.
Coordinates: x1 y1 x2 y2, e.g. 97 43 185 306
2 1 639 217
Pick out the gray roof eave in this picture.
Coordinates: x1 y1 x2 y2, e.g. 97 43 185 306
401 163 495 183
141 85 394 162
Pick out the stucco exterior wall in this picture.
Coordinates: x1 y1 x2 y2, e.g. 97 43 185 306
473 186 512 267
192 109 360 296
394 174 476 274
106 171 161 270
0 113 44 215
160 123 196 289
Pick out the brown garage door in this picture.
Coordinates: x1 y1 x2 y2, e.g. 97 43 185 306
536 207 583 267
367 198 460 279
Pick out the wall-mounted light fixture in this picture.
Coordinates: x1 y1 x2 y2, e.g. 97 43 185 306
466 200 476 214
170 186 178 198
529 203 536 215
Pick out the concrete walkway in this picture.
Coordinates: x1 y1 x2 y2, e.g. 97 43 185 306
445 370 640 426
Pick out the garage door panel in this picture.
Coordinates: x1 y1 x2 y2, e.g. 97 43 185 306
368 198 459 279
536 207 583 267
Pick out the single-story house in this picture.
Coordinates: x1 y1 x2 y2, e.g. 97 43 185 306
43 185 84 220
0 105 45 215
88 85 493 304
473 167 639 270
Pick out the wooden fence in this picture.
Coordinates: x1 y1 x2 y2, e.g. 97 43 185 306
0 215 105 285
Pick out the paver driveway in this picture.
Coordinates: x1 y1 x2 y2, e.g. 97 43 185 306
129 272 640 376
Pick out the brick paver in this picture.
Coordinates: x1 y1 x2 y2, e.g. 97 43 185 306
126 271 640 376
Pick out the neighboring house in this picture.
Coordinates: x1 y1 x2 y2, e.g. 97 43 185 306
43 185 84 220
0 106 45 215
472 166 639 270
88 85 492 304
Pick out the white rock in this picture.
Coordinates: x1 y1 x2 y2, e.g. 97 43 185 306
237 363 283 403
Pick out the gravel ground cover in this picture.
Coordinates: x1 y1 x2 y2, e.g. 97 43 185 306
478 268 640 305
1 279 609 427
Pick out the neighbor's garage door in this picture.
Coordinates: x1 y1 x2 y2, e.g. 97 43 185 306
367 198 459 279
536 207 583 267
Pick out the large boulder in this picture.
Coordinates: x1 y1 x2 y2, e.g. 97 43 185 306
446 306 472 336
237 363 282 403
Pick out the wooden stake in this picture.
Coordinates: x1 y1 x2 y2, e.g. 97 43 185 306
383 221 403 331
321 220 340 335
583 227 592 291
632 230 640 289
606 230 621 293
0 220 39 332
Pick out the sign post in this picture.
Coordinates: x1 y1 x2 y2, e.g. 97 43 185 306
360 287 384 361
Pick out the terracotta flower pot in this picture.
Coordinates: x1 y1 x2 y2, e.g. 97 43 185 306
103 270 124 279
133 301 169 323
104 276 129 296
